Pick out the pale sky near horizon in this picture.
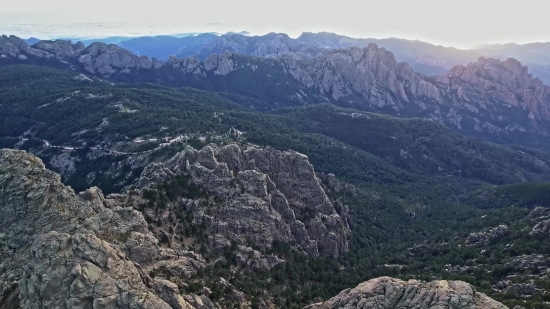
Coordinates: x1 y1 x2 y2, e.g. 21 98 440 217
1 0 548 49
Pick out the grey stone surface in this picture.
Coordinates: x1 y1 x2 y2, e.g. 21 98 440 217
306 277 508 309
466 225 509 245
0 149 209 308
136 143 350 258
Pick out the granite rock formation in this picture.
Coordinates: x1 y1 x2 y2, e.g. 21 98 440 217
437 57 550 120
188 32 325 60
466 225 510 245
305 277 507 309
528 207 550 235
0 149 205 308
136 143 350 258
281 44 442 109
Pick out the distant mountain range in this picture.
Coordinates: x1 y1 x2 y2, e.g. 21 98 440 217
2 33 550 151
19 31 550 85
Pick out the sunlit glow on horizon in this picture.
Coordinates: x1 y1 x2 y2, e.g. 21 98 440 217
1 0 549 49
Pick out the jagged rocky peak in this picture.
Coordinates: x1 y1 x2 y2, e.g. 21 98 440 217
305 276 507 309
33 39 83 57
438 56 550 120
136 143 350 258
0 35 31 58
283 43 442 108
78 41 152 75
251 32 308 57
0 149 209 308
167 50 236 75
0 35 85 60
3 34 549 136
196 32 322 59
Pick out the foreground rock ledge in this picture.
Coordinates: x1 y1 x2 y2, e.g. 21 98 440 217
305 277 507 309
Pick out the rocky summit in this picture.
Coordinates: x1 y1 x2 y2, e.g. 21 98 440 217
437 57 550 121
136 143 350 259
305 277 507 309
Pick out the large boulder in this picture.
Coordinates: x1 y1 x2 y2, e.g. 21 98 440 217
306 277 508 309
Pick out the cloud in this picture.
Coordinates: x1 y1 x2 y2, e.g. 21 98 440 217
207 23 221 26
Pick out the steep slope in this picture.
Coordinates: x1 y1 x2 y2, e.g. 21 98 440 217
437 57 550 120
2 67 548 308
305 277 506 309
172 33 220 58
477 42 550 85
281 44 442 109
135 143 350 258
279 48 550 146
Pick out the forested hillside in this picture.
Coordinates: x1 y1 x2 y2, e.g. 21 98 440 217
2 64 550 308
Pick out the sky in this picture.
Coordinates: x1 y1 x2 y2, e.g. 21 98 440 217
1 0 548 49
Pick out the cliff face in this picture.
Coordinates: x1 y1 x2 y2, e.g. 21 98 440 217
282 44 442 108
136 143 350 259
284 46 550 125
437 57 550 120
305 277 507 309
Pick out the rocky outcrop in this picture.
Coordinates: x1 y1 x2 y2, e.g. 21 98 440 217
494 280 537 297
137 143 350 258
305 277 507 309
234 246 284 270
78 42 142 75
466 225 509 245
34 39 84 57
48 152 76 181
166 51 237 76
0 149 207 308
528 207 550 235
437 57 550 120
0 149 522 309
506 254 550 276
531 219 550 235
1 35 52 59
0 35 24 58
21 232 173 309
283 44 442 109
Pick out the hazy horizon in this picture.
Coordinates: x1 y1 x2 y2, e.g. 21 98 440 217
2 0 549 49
